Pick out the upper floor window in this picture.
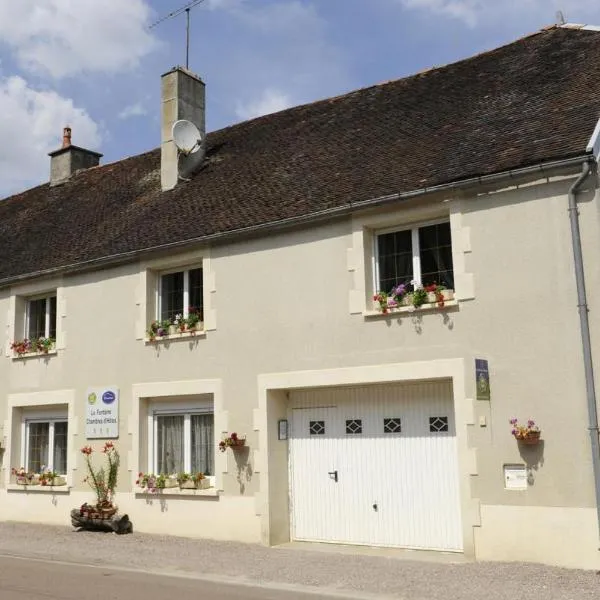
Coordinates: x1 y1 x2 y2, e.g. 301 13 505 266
160 267 203 322
375 221 454 293
27 295 57 340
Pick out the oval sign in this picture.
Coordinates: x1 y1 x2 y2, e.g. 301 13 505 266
102 390 116 404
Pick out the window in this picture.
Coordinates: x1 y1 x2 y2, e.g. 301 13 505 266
27 295 57 340
375 222 454 293
150 406 214 477
159 267 203 322
24 419 68 474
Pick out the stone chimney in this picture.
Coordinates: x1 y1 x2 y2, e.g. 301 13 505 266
48 126 103 186
161 67 206 191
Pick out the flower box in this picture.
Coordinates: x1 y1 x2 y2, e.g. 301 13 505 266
41 476 66 487
162 478 179 488
16 477 39 486
179 478 210 490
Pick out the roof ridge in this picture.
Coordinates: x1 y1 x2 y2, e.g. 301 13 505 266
199 24 589 132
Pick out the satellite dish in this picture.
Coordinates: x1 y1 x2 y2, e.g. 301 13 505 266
172 119 202 154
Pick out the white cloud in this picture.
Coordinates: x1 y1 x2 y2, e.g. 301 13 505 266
0 75 101 196
0 0 156 78
235 88 291 120
118 102 147 120
397 0 599 28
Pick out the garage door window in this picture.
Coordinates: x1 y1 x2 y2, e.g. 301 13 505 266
345 419 363 434
429 416 449 432
383 418 402 433
309 421 325 435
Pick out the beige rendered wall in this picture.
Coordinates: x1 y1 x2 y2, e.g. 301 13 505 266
0 168 598 567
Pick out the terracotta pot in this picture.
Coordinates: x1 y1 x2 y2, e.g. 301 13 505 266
516 432 541 445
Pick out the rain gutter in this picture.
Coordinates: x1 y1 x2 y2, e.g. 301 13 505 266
0 153 590 289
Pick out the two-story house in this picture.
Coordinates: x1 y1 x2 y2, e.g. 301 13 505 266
1 23 600 569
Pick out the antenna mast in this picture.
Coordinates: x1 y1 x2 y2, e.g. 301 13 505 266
149 0 207 70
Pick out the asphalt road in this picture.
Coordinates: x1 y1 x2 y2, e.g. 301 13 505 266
0 556 364 600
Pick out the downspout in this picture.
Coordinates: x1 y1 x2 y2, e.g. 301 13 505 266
568 159 600 544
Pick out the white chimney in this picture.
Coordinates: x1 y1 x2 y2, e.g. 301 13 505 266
161 67 206 191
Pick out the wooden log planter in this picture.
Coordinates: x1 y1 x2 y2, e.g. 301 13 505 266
70 504 133 534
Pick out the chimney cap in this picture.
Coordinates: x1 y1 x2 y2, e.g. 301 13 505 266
62 126 72 148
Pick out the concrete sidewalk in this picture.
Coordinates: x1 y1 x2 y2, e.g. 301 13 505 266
0 521 598 599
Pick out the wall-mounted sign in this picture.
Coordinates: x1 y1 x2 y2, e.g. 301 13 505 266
86 386 119 439
504 464 528 490
475 358 490 401
278 419 289 441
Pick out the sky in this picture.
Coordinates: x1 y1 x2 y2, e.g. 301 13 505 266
0 0 599 197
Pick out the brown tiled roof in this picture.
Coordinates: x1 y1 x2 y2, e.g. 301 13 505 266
1 26 599 283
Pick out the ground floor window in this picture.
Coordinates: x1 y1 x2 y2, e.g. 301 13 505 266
150 404 214 477
24 419 68 474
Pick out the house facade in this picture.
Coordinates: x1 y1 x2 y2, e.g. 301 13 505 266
1 24 600 569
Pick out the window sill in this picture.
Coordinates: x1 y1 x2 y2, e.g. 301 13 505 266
7 484 71 494
364 299 458 318
144 330 206 344
11 349 57 360
134 487 220 498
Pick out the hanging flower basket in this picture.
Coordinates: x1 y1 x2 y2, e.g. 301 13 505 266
218 433 246 452
510 418 541 446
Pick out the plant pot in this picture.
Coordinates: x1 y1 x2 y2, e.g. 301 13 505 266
161 478 178 489
16 477 39 486
179 478 210 490
516 432 541 445
168 325 178 336
179 479 198 489
41 476 66 487
230 439 246 450
426 290 454 304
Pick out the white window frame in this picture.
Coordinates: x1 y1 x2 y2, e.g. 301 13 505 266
21 414 68 475
25 293 56 339
373 218 452 292
156 266 202 320
147 399 215 485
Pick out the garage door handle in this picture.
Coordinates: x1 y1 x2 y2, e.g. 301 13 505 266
328 470 338 482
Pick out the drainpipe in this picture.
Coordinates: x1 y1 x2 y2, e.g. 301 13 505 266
568 159 600 544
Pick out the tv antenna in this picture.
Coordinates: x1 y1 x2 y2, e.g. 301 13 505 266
149 0 207 70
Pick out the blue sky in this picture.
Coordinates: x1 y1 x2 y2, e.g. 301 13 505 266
0 0 599 197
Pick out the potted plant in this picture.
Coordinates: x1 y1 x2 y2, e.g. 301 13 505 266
39 468 66 486
147 319 172 341
186 306 203 331
80 441 120 518
510 418 541 445
218 432 246 452
177 471 209 489
136 472 178 492
12 467 38 485
423 283 452 307
172 313 187 334
410 287 429 308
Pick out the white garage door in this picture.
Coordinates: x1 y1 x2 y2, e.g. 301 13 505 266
289 381 463 552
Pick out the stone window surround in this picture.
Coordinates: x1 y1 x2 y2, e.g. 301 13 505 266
5 276 66 358
137 248 217 341
347 199 475 315
129 379 227 494
3 389 76 491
